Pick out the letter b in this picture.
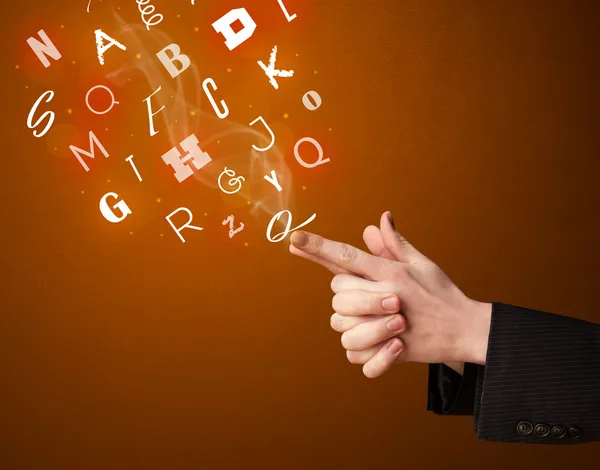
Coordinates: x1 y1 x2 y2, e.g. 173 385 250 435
157 43 191 79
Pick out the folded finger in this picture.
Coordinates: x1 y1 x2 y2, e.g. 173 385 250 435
330 274 396 294
362 337 404 378
341 314 406 350
332 290 401 316
345 341 388 364
330 312 388 333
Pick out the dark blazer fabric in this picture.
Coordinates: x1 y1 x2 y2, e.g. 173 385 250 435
427 302 600 444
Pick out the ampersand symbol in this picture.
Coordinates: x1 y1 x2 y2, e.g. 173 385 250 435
218 168 246 195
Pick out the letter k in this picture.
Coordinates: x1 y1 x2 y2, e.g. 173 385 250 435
257 45 294 90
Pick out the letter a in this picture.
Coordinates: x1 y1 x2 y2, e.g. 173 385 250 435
69 131 109 172
95 29 127 65
157 43 191 79
212 8 256 51
27 30 62 68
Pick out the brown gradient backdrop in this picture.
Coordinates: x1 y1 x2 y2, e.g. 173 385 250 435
2 0 600 468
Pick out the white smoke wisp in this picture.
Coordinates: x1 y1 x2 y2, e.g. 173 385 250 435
105 12 294 223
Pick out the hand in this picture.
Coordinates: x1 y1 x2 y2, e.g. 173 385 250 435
289 211 492 370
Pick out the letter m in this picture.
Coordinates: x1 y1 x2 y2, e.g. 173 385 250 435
69 131 109 172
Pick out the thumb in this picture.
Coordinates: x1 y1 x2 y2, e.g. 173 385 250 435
362 225 395 260
380 211 426 264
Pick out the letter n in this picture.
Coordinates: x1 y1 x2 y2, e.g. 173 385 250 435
27 30 62 68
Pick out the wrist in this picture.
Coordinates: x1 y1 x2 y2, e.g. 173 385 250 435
460 300 492 365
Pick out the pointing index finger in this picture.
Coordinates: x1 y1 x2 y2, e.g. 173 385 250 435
290 231 395 281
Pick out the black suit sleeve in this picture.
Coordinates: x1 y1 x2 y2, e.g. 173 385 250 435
427 302 600 444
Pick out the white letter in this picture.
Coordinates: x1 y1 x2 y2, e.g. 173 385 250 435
99 192 132 223
222 215 245 239
277 0 297 22
264 170 282 192
143 86 165 136
26 30 62 68
85 85 119 115
69 131 109 172
212 8 256 51
166 208 203 243
294 137 330 168
27 90 55 138
266 210 316 243
257 45 294 90
202 78 229 119
302 91 322 111
218 168 245 195
125 155 142 182
161 134 212 183
157 43 191 79
249 116 275 151
95 29 127 65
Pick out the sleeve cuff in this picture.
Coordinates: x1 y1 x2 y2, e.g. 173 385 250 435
427 362 482 415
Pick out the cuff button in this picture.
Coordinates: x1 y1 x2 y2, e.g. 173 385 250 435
534 423 550 437
568 426 583 439
517 421 534 436
551 425 567 439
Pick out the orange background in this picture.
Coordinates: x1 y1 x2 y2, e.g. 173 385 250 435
2 0 600 468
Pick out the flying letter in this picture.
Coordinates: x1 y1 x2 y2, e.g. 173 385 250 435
26 30 62 68
166 208 203 243
69 131 110 172
212 8 256 51
257 45 294 90
27 90 55 138
156 43 191 79
95 29 127 65
100 192 132 223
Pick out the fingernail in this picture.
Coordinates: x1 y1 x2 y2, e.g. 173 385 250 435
388 339 403 355
387 212 395 229
386 315 404 332
290 231 308 248
381 296 399 312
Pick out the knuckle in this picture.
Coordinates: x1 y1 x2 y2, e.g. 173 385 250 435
341 332 353 350
391 266 408 281
367 294 383 312
330 275 341 292
330 313 338 330
339 244 357 263
331 294 342 312
346 350 363 364
362 363 378 379
311 235 325 253
331 313 345 331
